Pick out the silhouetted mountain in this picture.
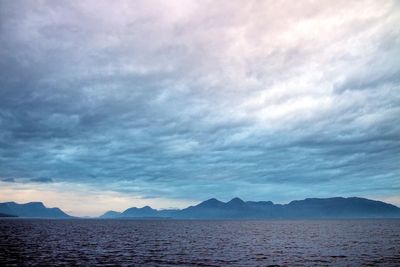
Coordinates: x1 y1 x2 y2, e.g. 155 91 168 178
284 197 400 218
122 206 159 217
226 197 247 208
196 198 225 208
100 206 181 219
100 210 122 218
177 197 252 219
0 202 72 218
100 197 400 219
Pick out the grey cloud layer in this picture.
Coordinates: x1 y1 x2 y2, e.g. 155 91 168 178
0 0 399 202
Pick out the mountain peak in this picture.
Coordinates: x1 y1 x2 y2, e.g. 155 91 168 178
226 197 246 208
197 198 224 208
27 202 45 207
228 197 244 204
205 198 221 203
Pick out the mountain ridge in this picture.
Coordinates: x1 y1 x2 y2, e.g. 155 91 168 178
1 197 399 219
100 197 400 219
0 201 72 218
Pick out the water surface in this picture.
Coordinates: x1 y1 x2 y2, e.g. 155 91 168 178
1 219 399 266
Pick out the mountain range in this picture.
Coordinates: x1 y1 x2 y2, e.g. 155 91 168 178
100 197 400 219
0 201 72 218
1 197 399 219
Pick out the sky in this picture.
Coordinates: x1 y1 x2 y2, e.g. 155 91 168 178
0 0 399 216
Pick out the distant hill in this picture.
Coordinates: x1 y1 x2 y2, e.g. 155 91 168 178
100 197 400 219
100 206 179 219
0 202 72 218
100 210 122 218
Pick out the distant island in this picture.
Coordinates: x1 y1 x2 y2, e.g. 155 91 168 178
2 197 399 219
0 202 72 218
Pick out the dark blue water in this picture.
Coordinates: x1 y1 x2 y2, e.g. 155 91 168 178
1 219 399 266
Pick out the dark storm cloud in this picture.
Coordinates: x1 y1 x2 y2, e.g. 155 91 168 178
0 0 399 204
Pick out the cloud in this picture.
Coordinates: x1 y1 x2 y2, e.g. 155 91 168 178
29 177 54 183
1 177 15 183
0 0 399 212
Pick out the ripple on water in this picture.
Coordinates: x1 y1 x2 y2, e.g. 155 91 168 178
0 219 400 266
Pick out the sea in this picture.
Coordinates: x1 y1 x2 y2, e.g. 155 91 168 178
0 219 399 266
